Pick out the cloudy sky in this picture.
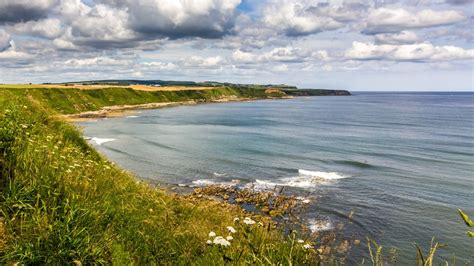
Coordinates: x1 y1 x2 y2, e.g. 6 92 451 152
0 0 472 91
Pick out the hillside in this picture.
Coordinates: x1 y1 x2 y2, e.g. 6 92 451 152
0 85 349 264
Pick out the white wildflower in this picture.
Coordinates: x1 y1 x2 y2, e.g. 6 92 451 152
297 239 304 243
302 199 311 204
213 236 231 247
243 217 256 225
208 231 216 238
227 226 236 234
206 240 212 245
303 244 312 250
226 235 233 241
233 217 240 222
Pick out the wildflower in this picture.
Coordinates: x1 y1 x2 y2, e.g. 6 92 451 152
206 240 212 245
302 199 311 204
303 244 312 250
243 217 256 225
226 235 233 241
227 226 236 234
297 239 304 243
213 236 231 247
208 231 216 238
233 217 240 222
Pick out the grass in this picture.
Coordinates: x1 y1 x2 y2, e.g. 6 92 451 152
0 86 464 265
0 86 286 114
0 89 328 264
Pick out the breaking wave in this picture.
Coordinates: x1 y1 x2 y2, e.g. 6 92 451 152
307 218 334 232
252 170 349 190
89 137 116 146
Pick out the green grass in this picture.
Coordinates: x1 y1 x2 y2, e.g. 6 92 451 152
0 90 329 264
0 86 285 115
0 86 461 265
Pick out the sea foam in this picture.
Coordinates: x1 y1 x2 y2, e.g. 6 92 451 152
307 219 334 232
298 169 348 180
252 169 349 190
90 137 116 145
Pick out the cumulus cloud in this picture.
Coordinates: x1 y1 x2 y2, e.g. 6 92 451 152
64 56 127 67
0 0 58 24
363 8 466 34
101 0 241 39
262 0 367 36
374 31 419 44
0 30 12 51
67 4 137 48
141 62 178 71
345 41 474 62
232 46 329 64
11 18 63 39
272 64 289 72
0 41 34 61
182 56 224 67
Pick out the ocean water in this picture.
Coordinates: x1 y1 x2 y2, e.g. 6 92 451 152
78 92 474 263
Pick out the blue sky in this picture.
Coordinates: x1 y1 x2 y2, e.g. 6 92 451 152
0 0 472 91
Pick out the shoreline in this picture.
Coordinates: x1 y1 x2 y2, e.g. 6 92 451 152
63 95 294 121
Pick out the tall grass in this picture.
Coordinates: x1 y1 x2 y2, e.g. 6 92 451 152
0 88 466 265
0 98 329 264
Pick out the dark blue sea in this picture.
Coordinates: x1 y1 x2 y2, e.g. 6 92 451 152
78 92 474 264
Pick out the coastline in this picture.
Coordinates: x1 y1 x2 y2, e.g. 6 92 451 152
0 86 356 264
63 95 294 121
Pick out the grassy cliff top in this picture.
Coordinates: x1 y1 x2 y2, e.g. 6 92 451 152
0 86 339 264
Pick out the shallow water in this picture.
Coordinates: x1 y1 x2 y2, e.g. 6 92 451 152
78 92 474 263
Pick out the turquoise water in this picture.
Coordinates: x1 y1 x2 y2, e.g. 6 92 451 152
78 92 474 263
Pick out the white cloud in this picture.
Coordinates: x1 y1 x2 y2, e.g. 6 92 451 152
263 1 344 36
272 64 289 72
64 56 126 66
182 55 224 67
363 8 466 34
68 4 136 46
0 42 34 60
375 31 419 44
12 18 63 39
0 29 12 51
232 46 330 64
102 0 241 38
232 49 258 63
345 41 474 62
142 62 178 71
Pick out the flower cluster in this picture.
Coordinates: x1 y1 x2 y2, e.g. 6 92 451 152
206 225 237 247
297 239 314 250
243 217 256 225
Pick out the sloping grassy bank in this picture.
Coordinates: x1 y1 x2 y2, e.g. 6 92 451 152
0 86 287 115
0 92 328 264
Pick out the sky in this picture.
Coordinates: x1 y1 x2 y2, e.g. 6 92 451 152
0 0 473 91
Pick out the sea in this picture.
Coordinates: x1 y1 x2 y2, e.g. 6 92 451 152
77 92 474 264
